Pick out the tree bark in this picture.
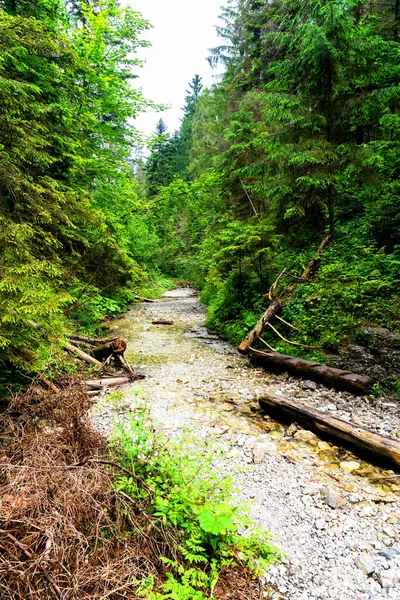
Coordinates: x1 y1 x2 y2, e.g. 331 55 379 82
63 342 102 367
238 301 283 354
249 348 373 395
69 334 119 345
259 391 400 470
239 235 332 355
91 339 127 362
85 377 131 389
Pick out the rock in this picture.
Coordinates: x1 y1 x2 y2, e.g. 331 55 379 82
287 422 299 436
321 486 345 510
360 505 375 518
315 518 326 530
377 568 400 588
354 553 376 576
293 429 319 445
302 380 317 390
317 441 332 451
325 403 338 412
379 548 399 561
253 440 275 464
340 460 361 473
348 493 364 503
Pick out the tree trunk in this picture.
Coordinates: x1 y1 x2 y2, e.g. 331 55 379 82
259 391 400 470
249 348 373 395
91 339 127 362
63 342 102 367
238 301 283 354
239 234 332 355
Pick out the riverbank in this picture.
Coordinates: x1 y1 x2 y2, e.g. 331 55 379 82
93 288 400 600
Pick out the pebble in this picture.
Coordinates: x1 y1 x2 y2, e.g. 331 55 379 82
354 553 376 575
92 289 400 600
340 460 361 473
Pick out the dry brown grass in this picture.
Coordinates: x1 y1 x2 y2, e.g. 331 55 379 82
0 380 165 599
0 379 275 600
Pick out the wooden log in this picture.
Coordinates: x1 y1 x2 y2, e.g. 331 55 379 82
238 301 283 354
63 342 102 367
152 320 174 325
86 377 131 388
249 348 373 395
69 334 119 345
259 391 400 470
37 374 60 394
91 339 127 362
239 234 332 354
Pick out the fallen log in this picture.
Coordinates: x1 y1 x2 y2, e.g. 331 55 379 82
63 342 102 367
238 234 332 354
133 294 158 303
238 301 283 354
86 377 131 388
69 334 119 345
249 348 373 395
152 320 174 325
91 339 127 363
259 391 400 470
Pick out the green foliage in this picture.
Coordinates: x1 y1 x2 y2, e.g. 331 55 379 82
0 2 156 371
110 405 279 598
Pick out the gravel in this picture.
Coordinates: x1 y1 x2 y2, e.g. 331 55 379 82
93 288 400 600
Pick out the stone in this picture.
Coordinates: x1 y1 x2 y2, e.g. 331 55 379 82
317 441 332 451
253 440 275 464
348 493 364 503
377 569 400 588
379 549 399 561
360 505 375 518
354 553 376 576
321 486 345 510
293 429 319 445
302 379 317 390
315 518 326 530
287 422 299 436
340 460 361 473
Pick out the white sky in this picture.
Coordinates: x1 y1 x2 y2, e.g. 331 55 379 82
125 0 224 140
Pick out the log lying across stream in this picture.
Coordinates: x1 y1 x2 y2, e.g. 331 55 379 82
249 348 373 395
259 391 400 470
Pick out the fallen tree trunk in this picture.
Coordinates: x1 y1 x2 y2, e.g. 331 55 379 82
152 320 174 325
91 339 127 363
238 234 332 354
69 334 118 345
238 301 283 354
249 348 373 395
259 391 400 470
86 377 131 389
63 342 102 367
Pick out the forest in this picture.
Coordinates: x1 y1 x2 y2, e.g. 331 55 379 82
0 0 400 598
0 0 399 394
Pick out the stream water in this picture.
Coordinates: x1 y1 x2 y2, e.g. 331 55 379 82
94 288 400 600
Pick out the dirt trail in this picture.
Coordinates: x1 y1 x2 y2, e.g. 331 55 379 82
94 288 400 600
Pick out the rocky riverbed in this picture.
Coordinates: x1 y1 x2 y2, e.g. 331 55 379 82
93 288 400 600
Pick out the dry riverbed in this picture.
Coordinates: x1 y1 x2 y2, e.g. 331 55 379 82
93 288 400 600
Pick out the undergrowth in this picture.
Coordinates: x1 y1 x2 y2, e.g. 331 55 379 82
0 383 279 599
110 404 280 598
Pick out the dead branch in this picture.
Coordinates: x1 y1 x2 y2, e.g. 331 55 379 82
0 530 67 600
266 322 320 349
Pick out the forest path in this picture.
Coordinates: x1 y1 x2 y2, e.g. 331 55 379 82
94 288 400 600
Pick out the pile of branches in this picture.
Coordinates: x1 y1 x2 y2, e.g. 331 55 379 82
0 380 165 599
